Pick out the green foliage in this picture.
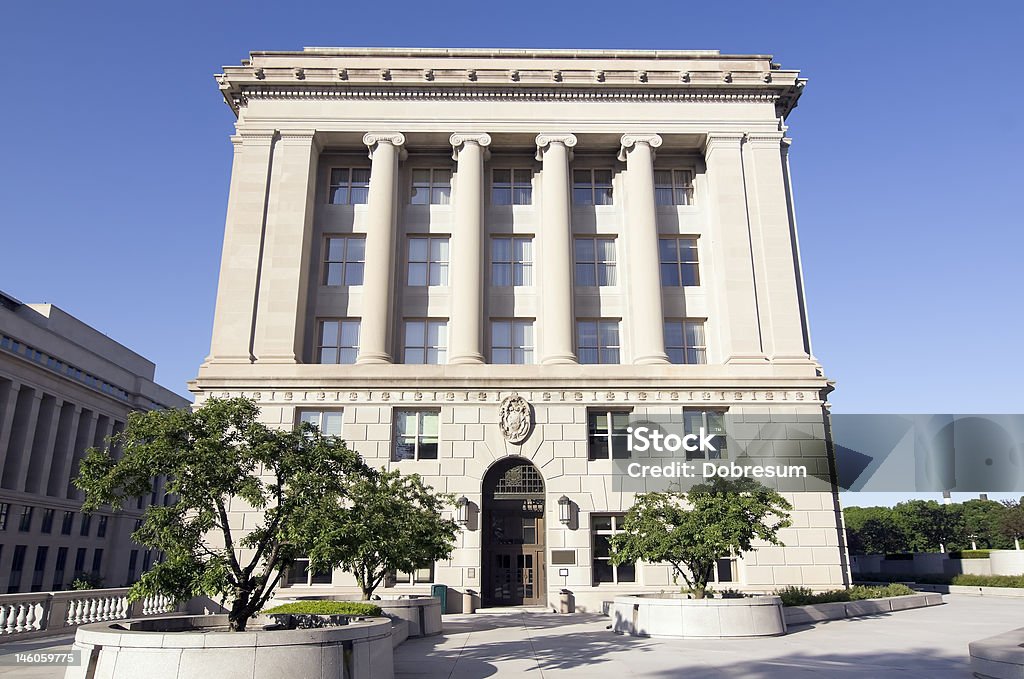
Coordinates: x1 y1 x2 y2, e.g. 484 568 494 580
261 601 382 616
775 583 915 606
843 506 909 555
609 477 792 599
70 572 104 590
948 549 991 559
952 574 1024 588
999 499 1024 545
74 397 368 631
306 468 459 600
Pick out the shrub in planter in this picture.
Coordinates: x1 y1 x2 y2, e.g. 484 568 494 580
949 549 992 559
952 574 1024 588
775 583 914 606
261 601 383 629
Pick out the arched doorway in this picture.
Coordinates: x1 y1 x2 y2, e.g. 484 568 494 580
481 457 546 607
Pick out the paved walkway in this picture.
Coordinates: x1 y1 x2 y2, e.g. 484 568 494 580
0 595 1017 678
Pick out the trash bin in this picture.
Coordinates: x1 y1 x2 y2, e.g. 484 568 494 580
462 589 477 614
431 584 448 613
558 589 575 614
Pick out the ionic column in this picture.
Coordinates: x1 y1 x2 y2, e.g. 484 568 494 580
204 129 276 366
703 132 766 363
48 404 81 498
25 396 61 494
448 133 491 364
619 134 669 365
535 133 578 365
252 130 321 363
0 381 21 476
1 389 42 491
743 132 811 362
357 132 406 364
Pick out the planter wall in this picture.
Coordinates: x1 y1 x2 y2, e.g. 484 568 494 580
783 593 942 626
969 626 1024 679
610 595 786 639
278 594 442 638
64 614 393 679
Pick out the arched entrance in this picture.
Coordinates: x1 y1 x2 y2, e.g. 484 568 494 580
481 458 546 607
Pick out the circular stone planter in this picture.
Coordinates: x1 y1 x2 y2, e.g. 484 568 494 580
280 594 442 638
65 614 394 679
610 594 786 638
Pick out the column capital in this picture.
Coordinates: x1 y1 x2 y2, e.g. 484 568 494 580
702 132 745 157
744 131 787 147
618 133 663 162
450 132 491 161
231 128 277 147
363 131 407 159
535 133 578 161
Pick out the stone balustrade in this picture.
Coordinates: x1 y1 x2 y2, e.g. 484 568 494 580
0 588 178 641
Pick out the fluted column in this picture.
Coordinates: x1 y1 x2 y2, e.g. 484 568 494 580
357 132 406 364
536 133 578 364
704 132 766 363
448 133 491 364
619 134 670 364
2 388 41 491
49 404 81 498
0 381 21 477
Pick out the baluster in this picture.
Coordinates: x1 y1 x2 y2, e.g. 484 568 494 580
25 603 37 631
15 603 28 633
2 604 14 634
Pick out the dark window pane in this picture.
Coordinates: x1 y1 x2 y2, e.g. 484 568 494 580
593 560 615 583
616 561 636 583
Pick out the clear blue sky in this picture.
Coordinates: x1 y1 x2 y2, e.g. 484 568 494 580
1 2 1022 504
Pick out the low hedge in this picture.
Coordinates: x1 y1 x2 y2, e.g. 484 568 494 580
949 550 991 559
775 584 915 607
261 601 383 617
854 573 1024 588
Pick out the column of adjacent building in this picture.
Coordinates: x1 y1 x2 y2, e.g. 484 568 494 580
448 133 491 364
536 134 579 364
619 134 670 364
703 132 766 363
357 133 406 364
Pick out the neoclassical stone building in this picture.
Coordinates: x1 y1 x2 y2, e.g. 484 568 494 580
192 47 850 612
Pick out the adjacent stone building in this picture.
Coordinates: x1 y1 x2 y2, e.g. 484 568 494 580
0 291 188 592
193 47 851 612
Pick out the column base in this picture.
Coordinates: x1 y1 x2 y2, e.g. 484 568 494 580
541 353 578 365
633 353 670 365
356 352 394 365
449 353 485 365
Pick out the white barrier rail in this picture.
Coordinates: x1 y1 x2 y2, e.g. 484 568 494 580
0 588 179 641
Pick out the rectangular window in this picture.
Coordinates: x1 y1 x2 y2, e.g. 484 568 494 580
8 545 26 593
316 319 360 364
18 506 32 532
40 508 54 534
323 236 366 286
665 320 707 365
142 551 152 573
297 409 344 437
284 556 332 586
31 546 47 592
491 320 534 365
491 237 533 287
127 550 139 583
61 511 74 535
411 168 452 205
577 320 620 365
683 409 728 461
0 503 8 530
587 411 631 460
73 548 86 575
654 169 694 206
592 515 636 584
97 515 108 538
573 169 614 206
403 320 448 365
91 549 103 574
390 566 434 585
659 238 700 287
574 238 617 286
328 168 371 205
53 547 68 591
393 410 439 461
80 514 91 537
492 169 532 205
407 237 450 286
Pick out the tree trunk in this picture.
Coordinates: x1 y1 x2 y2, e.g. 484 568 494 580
228 593 252 632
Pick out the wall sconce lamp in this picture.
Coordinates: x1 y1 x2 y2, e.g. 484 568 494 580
456 496 470 528
558 495 572 525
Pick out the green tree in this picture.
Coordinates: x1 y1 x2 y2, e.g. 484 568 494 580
961 499 1011 549
892 500 965 552
843 506 907 554
75 397 367 631
999 499 1024 550
308 469 459 600
609 477 792 599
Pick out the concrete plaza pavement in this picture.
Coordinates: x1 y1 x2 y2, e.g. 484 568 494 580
0 595 1017 678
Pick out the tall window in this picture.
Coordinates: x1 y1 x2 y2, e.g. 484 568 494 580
53 547 68 591
654 169 694 206
411 168 452 205
91 549 103 575
665 320 707 365
40 508 54 534
18 506 32 532
659 238 700 287
573 169 614 205
61 511 74 535
404 320 448 365
574 238 617 286
592 515 635 584
127 550 139 584
97 516 108 538
329 168 371 205
408 237 450 286
297 410 344 437
80 514 91 537
491 237 533 286
683 409 728 460
323 236 365 286
393 410 439 461
316 319 360 364
587 411 631 460
31 547 47 592
577 320 620 365
73 548 87 575
491 320 534 364
8 545 26 593
492 169 532 205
